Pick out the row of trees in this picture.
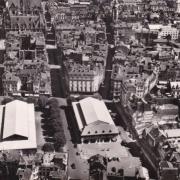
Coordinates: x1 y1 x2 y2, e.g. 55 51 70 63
1 95 67 152
42 98 66 152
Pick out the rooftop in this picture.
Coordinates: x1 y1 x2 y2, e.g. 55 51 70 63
72 97 114 130
0 100 37 150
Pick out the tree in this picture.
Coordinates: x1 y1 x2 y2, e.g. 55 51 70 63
38 95 48 109
27 97 37 105
54 132 66 151
1 97 13 105
42 143 54 152
49 108 60 120
48 98 59 108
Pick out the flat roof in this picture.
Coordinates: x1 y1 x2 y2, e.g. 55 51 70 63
164 129 180 138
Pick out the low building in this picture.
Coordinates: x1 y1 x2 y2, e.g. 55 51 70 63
72 97 120 143
148 24 179 40
0 100 36 150
142 126 166 148
2 72 22 96
39 152 68 180
158 161 179 180
17 154 42 180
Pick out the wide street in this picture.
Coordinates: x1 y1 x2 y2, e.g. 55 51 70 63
56 98 89 180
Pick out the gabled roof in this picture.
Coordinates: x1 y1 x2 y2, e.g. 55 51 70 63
8 0 41 9
3 100 29 140
72 97 114 130
81 121 119 136
80 97 114 124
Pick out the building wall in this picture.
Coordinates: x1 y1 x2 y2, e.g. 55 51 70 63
69 71 104 93
158 27 179 40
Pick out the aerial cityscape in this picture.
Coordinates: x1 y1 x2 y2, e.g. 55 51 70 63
0 0 180 179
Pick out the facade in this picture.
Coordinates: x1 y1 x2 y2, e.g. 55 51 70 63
148 24 179 40
2 72 22 95
68 63 104 94
158 161 179 180
149 0 167 11
17 154 40 180
158 26 179 40
39 152 68 180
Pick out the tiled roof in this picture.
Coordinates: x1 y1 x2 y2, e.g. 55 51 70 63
81 121 119 136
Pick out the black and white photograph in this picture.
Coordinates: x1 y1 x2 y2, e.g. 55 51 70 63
0 0 179 179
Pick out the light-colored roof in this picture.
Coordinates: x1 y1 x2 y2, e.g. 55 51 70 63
170 81 180 88
0 100 37 150
158 104 178 110
3 100 28 139
72 97 114 130
0 40 5 50
81 121 119 136
148 24 162 31
164 129 180 138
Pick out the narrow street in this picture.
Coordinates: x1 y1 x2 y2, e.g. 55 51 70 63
99 15 115 99
99 47 115 99
115 102 158 179
49 48 68 98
